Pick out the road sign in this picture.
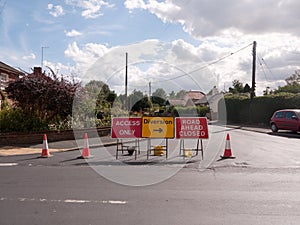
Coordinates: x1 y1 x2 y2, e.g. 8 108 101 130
142 116 174 138
175 117 209 139
111 117 142 139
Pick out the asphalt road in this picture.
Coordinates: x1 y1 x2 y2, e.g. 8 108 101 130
1 126 300 225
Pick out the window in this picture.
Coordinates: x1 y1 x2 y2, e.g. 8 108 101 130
275 111 284 118
286 111 296 119
0 73 8 90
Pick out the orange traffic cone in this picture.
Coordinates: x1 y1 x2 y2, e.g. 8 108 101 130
78 133 93 159
41 134 51 158
220 133 235 159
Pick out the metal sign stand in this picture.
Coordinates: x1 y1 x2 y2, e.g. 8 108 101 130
116 138 140 160
179 139 203 159
147 138 169 159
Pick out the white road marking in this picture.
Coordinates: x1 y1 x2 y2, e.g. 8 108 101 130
0 163 18 166
0 197 127 205
64 199 91 203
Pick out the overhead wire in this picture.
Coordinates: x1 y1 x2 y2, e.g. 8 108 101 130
261 57 275 78
151 42 254 84
257 56 270 82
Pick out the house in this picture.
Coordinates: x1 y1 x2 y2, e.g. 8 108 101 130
0 61 24 90
0 61 25 109
166 90 208 108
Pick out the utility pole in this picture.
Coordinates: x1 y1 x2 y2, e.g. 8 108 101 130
41 46 49 68
251 41 257 100
125 52 128 111
148 82 152 114
148 82 151 98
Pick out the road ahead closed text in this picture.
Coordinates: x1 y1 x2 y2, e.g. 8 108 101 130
176 117 209 139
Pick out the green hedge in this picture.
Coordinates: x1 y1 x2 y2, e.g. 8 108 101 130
221 94 300 125
0 108 49 132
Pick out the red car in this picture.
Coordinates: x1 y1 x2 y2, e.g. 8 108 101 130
270 109 300 132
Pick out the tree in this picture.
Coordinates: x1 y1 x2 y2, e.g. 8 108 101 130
176 90 186 99
152 88 167 99
274 70 300 94
6 70 79 123
285 70 300 85
243 83 251 93
168 91 176 99
84 80 116 121
229 80 244 94
128 89 146 111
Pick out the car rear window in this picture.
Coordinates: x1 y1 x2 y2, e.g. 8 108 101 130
275 111 284 118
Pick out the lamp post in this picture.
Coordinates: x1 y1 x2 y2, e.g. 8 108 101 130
41 46 49 68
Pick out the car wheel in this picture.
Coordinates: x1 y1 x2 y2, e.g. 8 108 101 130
271 123 278 132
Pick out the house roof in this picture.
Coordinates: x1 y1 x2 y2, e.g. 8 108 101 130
0 61 23 75
185 90 205 101
166 99 186 106
194 96 208 105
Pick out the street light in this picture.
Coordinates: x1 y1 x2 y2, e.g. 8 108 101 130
41 46 49 68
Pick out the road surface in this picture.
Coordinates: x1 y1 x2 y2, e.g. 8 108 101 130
1 126 300 225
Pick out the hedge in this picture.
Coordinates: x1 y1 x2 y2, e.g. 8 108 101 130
220 94 300 125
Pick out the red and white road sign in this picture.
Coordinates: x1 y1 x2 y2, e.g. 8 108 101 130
111 117 142 139
175 117 209 139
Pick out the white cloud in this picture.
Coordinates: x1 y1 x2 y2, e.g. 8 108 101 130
47 4 65 17
64 41 109 76
65 29 82 37
124 0 180 22
22 53 36 60
80 40 218 94
123 1 300 95
65 0 115 19
125 0 300 38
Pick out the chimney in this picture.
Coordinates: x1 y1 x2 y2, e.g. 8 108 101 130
33 67 42 76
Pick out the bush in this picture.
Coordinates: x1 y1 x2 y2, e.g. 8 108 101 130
0 108 48 132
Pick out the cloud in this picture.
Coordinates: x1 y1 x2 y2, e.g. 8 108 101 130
123 1 300 95
64 41 109 76
47 4 65 17
65 0 115 19
79 39 218 95
124 0 180 22
65 29 82 37
22 53 36 60
125 0 300 37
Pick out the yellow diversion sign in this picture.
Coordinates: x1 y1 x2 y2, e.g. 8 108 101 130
142 116 174 138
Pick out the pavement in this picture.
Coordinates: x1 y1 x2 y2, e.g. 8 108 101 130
0 124 271 156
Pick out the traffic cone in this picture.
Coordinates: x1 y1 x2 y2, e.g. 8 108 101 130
220 133 235 159
78 133 93 159
41 134 51 158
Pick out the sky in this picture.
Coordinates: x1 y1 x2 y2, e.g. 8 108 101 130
1 0 300 96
